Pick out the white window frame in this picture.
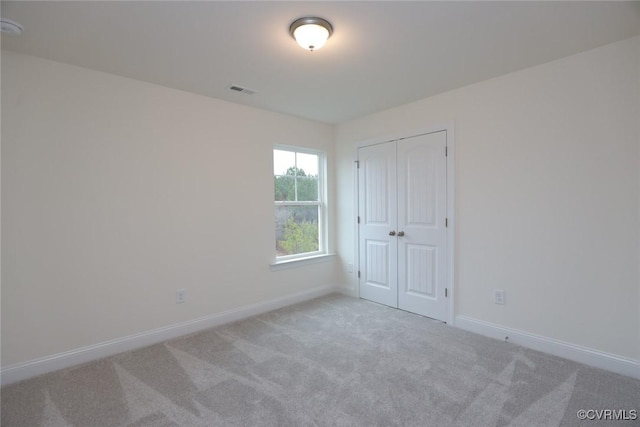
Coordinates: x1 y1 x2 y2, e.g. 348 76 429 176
273 145 327 264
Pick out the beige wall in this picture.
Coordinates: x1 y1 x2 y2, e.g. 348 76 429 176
637 37 640 356
335 36 640 360
2 35 639 369
1 52 337 366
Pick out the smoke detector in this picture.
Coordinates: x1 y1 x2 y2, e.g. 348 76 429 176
1 18 23 35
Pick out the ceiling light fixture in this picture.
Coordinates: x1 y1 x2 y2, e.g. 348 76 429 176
289 17 333 52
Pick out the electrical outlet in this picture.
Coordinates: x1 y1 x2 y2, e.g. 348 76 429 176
493 289 505 305
176 289 187 304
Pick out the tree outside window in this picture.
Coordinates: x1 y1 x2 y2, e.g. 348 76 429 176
274 148 325 259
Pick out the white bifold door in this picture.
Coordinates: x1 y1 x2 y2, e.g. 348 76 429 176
358 131 448 321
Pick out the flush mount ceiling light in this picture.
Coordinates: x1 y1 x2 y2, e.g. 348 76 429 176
289 17 333 52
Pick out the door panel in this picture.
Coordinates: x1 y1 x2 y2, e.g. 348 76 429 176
406 148 437 227
358 142 397 307
365 240 390 287
406 244 437 297
397 131 447 320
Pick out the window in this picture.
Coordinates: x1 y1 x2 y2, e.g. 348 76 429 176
274 146 326 261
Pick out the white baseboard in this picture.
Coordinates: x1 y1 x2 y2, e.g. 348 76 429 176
1 285 341 386
455 315 640 380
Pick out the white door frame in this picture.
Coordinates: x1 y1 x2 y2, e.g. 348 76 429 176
353 123 456 325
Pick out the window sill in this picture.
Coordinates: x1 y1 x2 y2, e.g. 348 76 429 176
270 253 336 271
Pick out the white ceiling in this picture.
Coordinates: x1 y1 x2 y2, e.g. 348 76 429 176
2 1 639 124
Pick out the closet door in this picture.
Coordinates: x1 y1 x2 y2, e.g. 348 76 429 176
397 131 447 321
357 131 448 321
357 142 398 308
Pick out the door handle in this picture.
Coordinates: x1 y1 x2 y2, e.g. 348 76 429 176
388 231 396 236
397 231 405 237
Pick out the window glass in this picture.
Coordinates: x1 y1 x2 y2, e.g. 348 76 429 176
275 205 319 256
273 147 325 260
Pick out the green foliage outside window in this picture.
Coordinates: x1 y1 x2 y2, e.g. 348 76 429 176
275 166 320 256
278 218 319 255
274 167 318 201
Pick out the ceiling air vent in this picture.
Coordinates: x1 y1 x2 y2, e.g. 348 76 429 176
228 85 256 95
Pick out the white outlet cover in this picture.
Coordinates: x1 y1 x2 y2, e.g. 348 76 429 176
176 289 187 303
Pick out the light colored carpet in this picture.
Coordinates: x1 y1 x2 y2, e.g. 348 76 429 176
1 294 638 426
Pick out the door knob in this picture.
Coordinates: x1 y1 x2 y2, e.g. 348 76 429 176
389 231 396 236
397 231 405 237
